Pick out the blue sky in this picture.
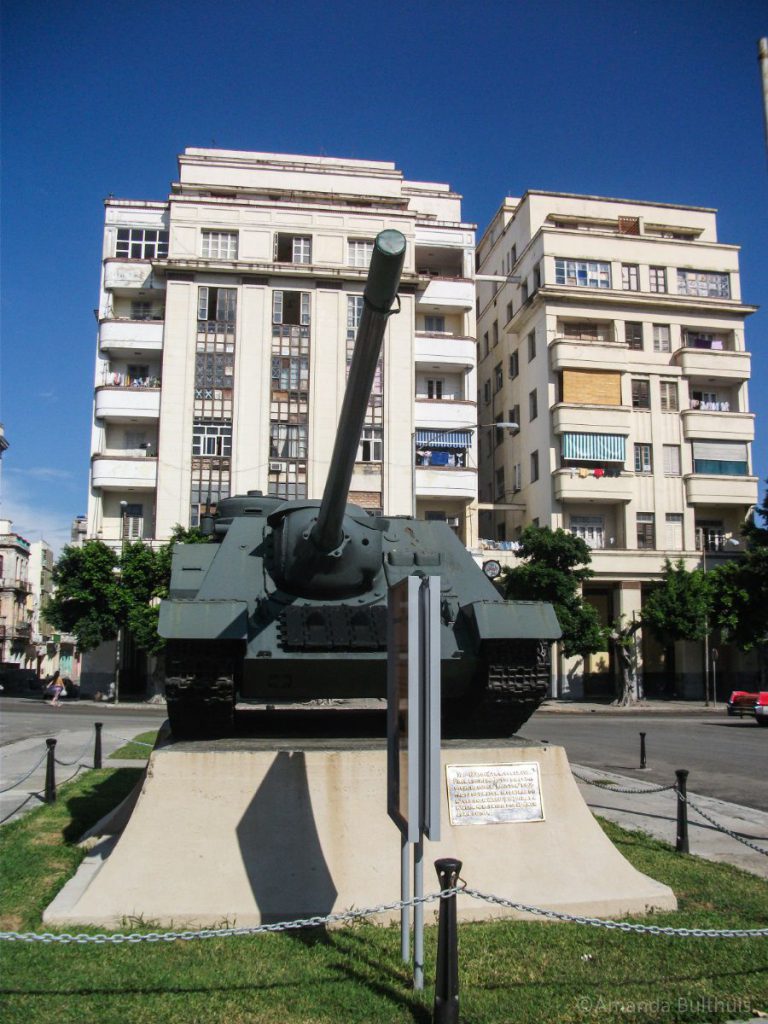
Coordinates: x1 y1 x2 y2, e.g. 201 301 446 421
2 0 766 552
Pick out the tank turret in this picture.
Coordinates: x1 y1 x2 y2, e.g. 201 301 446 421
159 230 560 740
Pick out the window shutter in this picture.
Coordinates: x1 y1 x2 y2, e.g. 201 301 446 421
198 287 209 321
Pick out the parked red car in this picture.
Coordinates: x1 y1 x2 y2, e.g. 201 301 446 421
755 692 768 728
727 690 760 717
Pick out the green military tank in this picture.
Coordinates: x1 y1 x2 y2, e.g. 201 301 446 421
159 229 560 739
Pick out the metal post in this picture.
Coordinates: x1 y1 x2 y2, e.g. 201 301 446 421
400 833 410 964
94 722 103 769
675 769 689 854
413 838 424 990
44 738 57 803
433 858 462 1024
639 731 647 769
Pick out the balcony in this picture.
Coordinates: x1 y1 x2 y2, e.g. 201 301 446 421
0 578 32 593
99 319 163 353
553 469 634 504
415 466 477 500
103 259 164 292
681 409 755 443
550 339 628 374
416 277 474 313
91 455 158 490
95 387 161 421
684 474 758 507
673 347 750 381
552 404 632 435
414 334 475 368
414 399 476 432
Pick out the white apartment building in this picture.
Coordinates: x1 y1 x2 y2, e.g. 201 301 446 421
476 191 758 698
87 149 479 567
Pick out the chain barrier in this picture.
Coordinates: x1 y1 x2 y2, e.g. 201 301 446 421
105 733 154 749
571 769 676 795
0 748 49 794
0 792 40 826
55 735 97 767
2 883 767 945
678 790 768 858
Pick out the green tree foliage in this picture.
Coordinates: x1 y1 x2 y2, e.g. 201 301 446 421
45 527 207 655
641 558 712 647
709 491 768 652
499 526 604 658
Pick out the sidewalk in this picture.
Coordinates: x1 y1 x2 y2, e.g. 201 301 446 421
574 763 768 880
539 698 727 715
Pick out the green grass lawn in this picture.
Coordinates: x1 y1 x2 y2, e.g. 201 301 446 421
108 730 158 760
0 768 766 1024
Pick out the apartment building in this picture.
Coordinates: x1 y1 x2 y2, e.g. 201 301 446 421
87 149 478 560
476 191 758 698
0 518 33 668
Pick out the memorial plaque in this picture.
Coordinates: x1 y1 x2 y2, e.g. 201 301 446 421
445 762 544 826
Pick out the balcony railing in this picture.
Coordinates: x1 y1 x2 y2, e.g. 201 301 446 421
100 372 161 388
0 578 32 593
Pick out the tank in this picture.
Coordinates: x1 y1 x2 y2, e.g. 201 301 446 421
158 229 561 739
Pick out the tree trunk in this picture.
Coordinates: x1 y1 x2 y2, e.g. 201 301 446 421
609 623 642 707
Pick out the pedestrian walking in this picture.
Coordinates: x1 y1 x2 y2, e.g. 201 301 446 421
47 671 64 707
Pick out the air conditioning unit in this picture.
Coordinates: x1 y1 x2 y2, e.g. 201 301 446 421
269 462 283 472
447 517 460 527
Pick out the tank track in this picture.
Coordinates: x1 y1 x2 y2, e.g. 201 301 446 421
463 639 551 737
165 675 235 740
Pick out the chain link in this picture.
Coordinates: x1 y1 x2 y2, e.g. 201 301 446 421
678 790 768 857
55 735 96 767
571 769 676 795
0 748 49 794
105 733 154 749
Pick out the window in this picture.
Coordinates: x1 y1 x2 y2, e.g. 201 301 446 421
570 515 605 549
483 379 491 404
529 388 538 421
663 445 681 476
424 315 445 333
510 405 520 428
631 378 650 409
492 321 499 347
512 463 522 492
427 378 444 400
533 263 541 291
618 217 640 235
684 330 727 351
509 244 517 267
625 322 643 350
506 300 514 322
530 450 539 482
273 290 311 326
130 301 152 320
527 330 536 362
649 266 667 293
270 423 307 459
192 420 232 457
494 466 505 500
275 234 312 264
198 286 237 324
666 513 684 551
482 332 489 357
677 269 730 298
653 324 671 353
554 258 611 288
520 280 529 303
692 441 749 476
493 363 503 393
357 426 382 462
347 239 373 268
509 351 519 379
116 228 168 260
120 503 144 540
634 443 652 473
637 513 655 549
190 461 230 525
622 264 639 290
660 381 679 412
201 231 238 259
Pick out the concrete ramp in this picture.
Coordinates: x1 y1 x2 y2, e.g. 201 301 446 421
45 742 676 928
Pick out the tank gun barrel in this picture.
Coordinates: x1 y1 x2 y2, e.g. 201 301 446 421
310 229 406 553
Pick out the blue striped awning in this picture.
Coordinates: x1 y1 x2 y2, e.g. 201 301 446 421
562 432 625 462
415 430 472 448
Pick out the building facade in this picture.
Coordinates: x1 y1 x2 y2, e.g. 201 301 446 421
87 149 478 554
476 191 758 698
0 518 33 669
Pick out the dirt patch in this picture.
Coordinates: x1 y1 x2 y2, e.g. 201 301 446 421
0 913 23 930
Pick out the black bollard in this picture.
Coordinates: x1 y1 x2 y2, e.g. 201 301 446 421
44 738 57 804
94 722 103 769
433 858 462 1024
675 769 689 853
639 731 647 769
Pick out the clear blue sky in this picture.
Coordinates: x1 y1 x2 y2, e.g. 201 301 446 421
2 0 766 552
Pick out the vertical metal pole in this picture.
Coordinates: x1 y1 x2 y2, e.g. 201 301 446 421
401 833 410 964
676 769 689 854
639 731 647 769
44 739 57 803
94 722 103 769
413 838 424 989
433 858 462 1024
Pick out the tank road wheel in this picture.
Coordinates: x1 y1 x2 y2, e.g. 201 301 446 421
165 675 235 740
462 640 551 738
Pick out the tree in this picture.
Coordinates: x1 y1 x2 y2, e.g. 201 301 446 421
641 558 712 648
500 526 604 658
45 526 208 658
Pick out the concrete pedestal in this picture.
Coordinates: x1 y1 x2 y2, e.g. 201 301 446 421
45 741 676 928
